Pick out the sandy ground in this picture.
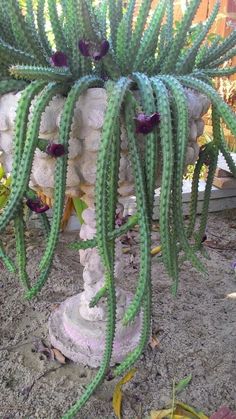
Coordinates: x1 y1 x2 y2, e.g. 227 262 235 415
0 210 236 419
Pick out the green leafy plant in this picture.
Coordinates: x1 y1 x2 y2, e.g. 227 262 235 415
0 163 11 210
0 1 236 417
72 196 87 224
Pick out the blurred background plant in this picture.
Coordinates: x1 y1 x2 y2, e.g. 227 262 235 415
0 163 11 210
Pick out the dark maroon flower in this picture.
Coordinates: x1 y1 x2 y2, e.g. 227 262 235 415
106 369 114 381
78 39 109 61
26 198 49 213
93 39 110 61
134 112 160 135
115 213 128 227
50 51 68 67
46 142 66 158
101 70 109 81
199 145 211 166
78 40 90 57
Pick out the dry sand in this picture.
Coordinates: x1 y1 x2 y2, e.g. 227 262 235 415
0 210 236 418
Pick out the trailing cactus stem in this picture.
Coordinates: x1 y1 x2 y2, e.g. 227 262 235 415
122 92 151 325
10 66 72 82
27 76 103 299
0 83 67 233
14 207 30 290
0 240 16 273
69 212 139 251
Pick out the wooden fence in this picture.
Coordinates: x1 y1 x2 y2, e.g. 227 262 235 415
174 0 236 77
173 0 236 37
150 0 236 77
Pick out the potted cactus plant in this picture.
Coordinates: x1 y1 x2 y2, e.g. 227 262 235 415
1 0 236 417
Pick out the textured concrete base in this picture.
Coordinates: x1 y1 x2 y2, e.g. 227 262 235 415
49 293 142 367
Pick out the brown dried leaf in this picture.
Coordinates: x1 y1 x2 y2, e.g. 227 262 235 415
149 336 160 350
52 348 66 364
204 239 236 251
32 337 54 361
122 247 131 254
26 245 36 252
51 303 60 311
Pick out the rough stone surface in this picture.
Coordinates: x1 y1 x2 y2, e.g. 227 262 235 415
0 211 236 418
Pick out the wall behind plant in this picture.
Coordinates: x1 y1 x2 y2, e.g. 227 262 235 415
150 0 236 79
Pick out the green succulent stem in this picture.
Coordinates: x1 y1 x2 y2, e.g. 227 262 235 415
10 66 72 82
14 207 30 290
26 76 103 299
0 240 16 273
122 92 151 325
69 212 139 251
0 83 67 233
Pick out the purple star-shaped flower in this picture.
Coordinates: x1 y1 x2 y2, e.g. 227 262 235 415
50 51 68 67
134 112 160 135
26 198 49 213
78 39 109 61
93 40 110 61
78 40 90 57
46 142 66 158
199 145 211 166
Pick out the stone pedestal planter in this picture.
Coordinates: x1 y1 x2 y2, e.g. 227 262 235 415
0 87 210 367
49 208 142 367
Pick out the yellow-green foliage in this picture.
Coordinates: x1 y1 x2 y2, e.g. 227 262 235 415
0 164 11 210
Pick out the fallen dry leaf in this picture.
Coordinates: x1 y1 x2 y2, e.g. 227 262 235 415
26 245 37 252
175 401 208 419
152 223 160 232
204 240 236 251
150 401 209 419
203 240 220 249
51 303 60 311
52 348 66 364
121 230 136 246
149 335 160 350
151 245 162 256
112 368 137 419
32 337 54 361
122 247 131 254
150 409 173 419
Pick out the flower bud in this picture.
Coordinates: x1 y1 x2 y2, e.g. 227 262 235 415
50 51 68 67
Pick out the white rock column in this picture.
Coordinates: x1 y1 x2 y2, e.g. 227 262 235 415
49 208 142 367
